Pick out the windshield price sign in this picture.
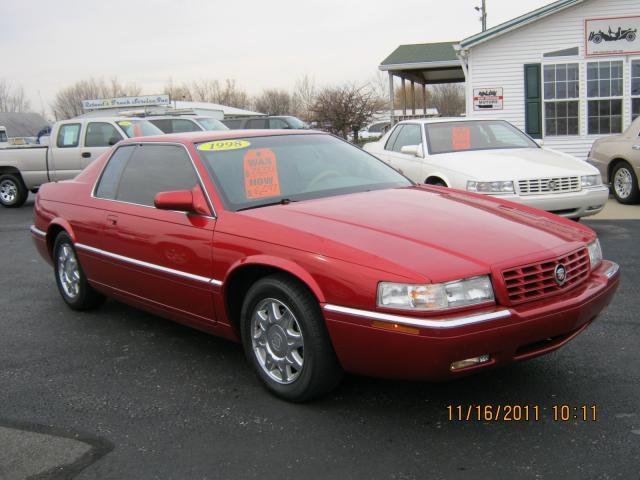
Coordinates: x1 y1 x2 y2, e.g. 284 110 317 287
473 88 503 111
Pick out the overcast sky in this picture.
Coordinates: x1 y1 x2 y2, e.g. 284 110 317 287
2 0 551 114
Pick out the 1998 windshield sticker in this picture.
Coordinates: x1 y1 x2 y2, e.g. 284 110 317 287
197 140 251 151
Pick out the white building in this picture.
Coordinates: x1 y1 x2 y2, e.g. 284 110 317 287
380 0 640 159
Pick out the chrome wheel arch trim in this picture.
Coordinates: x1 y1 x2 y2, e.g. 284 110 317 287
74 243 223 286
323 304 511 329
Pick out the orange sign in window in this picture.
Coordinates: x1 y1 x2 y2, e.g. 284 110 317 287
243 148 281 199
452 127 471 150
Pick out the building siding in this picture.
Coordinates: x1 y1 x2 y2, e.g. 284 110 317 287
465 0 640 159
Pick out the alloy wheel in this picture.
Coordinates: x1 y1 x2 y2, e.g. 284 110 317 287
614 167 633 199
251 298 304 384
0 179 18 205
57 244 81 299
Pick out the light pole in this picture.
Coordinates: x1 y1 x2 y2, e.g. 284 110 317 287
475 0 487 31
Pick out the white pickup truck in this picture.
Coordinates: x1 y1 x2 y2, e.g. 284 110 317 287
0 117 162 207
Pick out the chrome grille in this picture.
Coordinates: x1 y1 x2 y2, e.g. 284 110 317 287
502 248 590 305
518 177 581 195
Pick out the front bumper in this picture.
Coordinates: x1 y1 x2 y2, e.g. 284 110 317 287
323 260 619 381
492 186 609 218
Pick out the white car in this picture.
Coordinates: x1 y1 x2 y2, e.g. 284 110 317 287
364 118 609 219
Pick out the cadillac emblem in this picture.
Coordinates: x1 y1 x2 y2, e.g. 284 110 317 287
554 264 567 286
548 180 557 191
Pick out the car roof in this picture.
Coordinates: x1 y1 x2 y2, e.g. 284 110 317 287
396 117 502 125
119 129 324 145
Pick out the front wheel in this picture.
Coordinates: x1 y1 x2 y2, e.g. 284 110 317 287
240 274 342 402
0 174 28 208
611 163 640 204
53 232 105 310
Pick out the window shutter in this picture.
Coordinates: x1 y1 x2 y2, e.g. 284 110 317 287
524 63 542 139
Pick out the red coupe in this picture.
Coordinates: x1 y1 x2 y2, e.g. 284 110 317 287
31 130 620 401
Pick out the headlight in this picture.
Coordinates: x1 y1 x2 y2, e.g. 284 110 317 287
467 181 514 194
588 239 602 270
377 276 494 311
581 174 602 188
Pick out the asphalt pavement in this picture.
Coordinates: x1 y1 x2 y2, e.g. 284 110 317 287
1 198 638 479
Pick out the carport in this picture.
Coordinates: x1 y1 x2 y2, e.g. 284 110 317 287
379 41 465 123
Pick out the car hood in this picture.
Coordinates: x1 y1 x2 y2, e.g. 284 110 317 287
431 148 597 180
226 186 594 283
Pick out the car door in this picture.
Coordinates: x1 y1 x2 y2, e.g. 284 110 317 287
91 143 217 323
50 122 83 181
382 123 424 179
82 122 124 168
374 124 404 168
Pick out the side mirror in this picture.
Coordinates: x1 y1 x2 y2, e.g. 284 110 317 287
154 190 195 212
154 186 211 215
108 137 121 146
535 139 544 147
400 144 424 157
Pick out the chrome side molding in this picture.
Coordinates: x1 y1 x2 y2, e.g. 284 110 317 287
74 243 223 286
323 304 511 329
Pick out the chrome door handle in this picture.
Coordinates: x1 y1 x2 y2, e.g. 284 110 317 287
632 144 640 150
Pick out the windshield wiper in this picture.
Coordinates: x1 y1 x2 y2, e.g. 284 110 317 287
236 198 299 211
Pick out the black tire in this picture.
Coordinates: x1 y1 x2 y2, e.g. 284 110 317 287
240 274 343 402
53 232 106 310
0 173 28 208
426 178 447 187
611 162 640 204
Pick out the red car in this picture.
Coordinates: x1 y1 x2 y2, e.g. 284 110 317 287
31 130 620 401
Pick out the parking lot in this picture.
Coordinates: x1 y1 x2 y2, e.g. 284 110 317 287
1 198 639 479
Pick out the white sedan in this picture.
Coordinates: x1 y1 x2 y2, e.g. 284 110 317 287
364 118 609 219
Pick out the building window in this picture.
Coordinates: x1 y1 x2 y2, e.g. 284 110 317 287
587 61 623 134
632 60 640 122
543 64 579 136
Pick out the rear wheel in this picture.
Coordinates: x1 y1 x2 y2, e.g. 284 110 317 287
611 162 640 204
240 274 342 402
0 174 28 208
53 232 105 310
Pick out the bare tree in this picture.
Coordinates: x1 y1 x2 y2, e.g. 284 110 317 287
311 83 386 140
253 89 292 115
393 83 430 111
52 77 141 120
0 79 31 113
430 83 465 116
291 75 316 121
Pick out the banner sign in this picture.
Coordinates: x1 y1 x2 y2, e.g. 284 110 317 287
82 94 171 110
473 88 503 111
585 16 640 56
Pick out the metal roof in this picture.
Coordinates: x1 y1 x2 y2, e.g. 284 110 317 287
0 112 49 137
379 41 459 70
458 0 585 49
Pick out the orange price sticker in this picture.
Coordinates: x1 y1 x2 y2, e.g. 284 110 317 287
452 127 471 150
243 148 281 199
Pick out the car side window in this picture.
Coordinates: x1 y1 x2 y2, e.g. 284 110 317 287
222 119 242 129
384 125 403 151
95 146 137 199
246 118 267 129
149 119 172 133
269 118 289 129
115 145 198 207
392 124 422 153
171 119 200 133
57 123 81 148
85 122 122 147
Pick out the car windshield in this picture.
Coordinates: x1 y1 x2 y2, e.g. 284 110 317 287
197 118 229 131
425 120 538 154
284 117 309 129
116 120 164 138
196 134 411 211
